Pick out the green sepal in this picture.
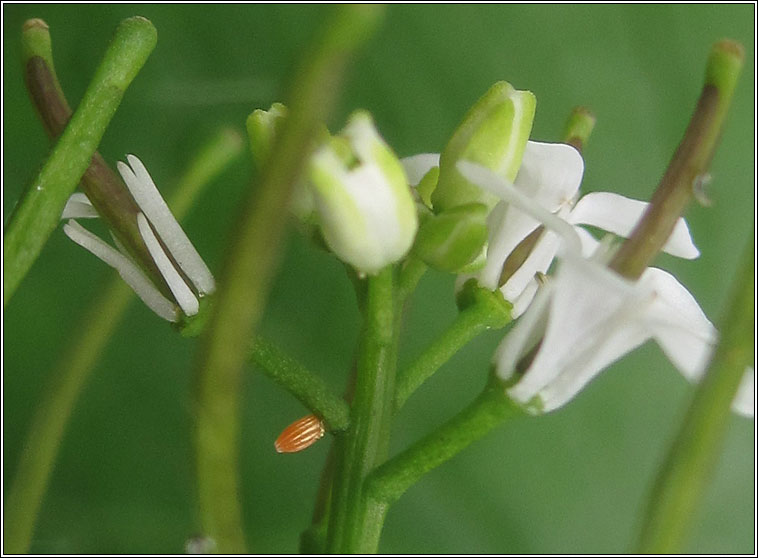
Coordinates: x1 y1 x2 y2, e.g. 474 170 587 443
413 203 489 272
432 81 536 213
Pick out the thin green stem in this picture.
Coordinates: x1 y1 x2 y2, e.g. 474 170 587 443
4 17 157 305
3 127 241 554
610 40 743 280
365 378 523 541
395 284 511 411
250 337 350 432
20 19 172 299
191 6 383 553
636 237 754 553
396 256 427 307
325 267 397 554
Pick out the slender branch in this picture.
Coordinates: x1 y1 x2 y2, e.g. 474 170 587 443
4 17 157 305
394 284 511 411
191 6 384 553
3 127 242 554
250 337 350 432
636 236 754 553
610 40 744 280
366 378 523 532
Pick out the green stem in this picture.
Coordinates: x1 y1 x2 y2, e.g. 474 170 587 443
325 267 397 553
191 6 383 553
250 337 350 432
395 284 511 411
610 40 743 280
636 237 754 553
20 19 173 300
4 17 157 305
3 127 241 554
396 256 427 307
365 379 523 540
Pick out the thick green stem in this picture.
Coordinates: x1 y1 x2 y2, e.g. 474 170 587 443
636 238 754 553
192 6 383 553
3 127 241 554
325 268 397 553
250 337 350 432
395 284 511 411
610 40 743 280
365 378 523 542
4 17 157 305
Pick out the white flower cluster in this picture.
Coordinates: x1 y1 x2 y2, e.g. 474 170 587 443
402 143 753 417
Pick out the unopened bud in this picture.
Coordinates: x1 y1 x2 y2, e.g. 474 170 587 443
309 111 418 274
432 81 535 213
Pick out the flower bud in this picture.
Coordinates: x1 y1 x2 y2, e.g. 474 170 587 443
309 111 418 274
432 81 536 213
413 203 489 272
246 102 287 167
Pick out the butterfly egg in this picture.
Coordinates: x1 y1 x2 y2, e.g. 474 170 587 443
275 413 326 453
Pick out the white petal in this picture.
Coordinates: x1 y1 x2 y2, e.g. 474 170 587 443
500 229 561 307
573 226 600 257
568 192 699 259
493 280 553 382
478 201 542 290
640 267 717 380
61 193 99 219
457 161 583 254
508 253 652 412
509 277 540 320
137 213 199 317
514 141 584 212
118 155 215 294
63 220 179 322
732 367 754 418
401 153 440 187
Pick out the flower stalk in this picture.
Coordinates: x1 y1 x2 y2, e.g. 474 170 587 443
609 40 744 280
250 337 350 432
636 236 754 553
394 283 512 411
326 267 397 553
191 6 383 552
4 16 157 305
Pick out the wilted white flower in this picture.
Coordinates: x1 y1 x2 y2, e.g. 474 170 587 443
61 155 214 322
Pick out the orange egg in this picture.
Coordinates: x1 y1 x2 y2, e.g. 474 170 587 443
274 413 326 453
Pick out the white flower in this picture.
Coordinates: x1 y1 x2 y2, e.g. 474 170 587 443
454 142 699 317
310 111 418 275
493 248 754 417
61 154 214 322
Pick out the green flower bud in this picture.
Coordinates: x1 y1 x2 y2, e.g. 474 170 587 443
432 81 536 213
413 203 489 272
309 111 418 274
246 102 287 167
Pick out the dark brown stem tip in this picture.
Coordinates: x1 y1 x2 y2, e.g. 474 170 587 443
23 18 49 32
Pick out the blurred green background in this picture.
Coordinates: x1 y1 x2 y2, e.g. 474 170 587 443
3 4 754 554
